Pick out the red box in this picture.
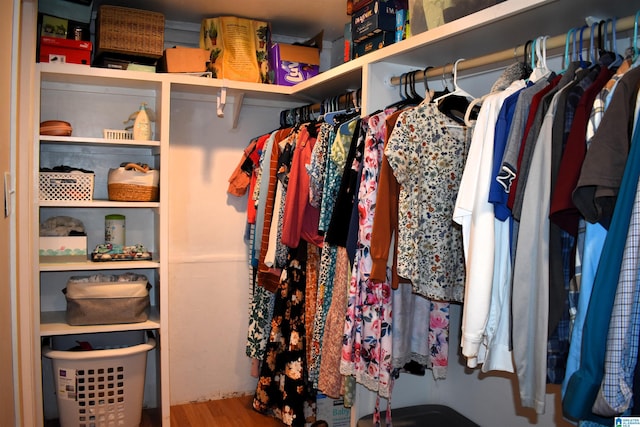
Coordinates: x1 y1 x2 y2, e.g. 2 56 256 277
39 36 92 65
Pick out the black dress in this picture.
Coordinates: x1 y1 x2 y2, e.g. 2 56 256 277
253 241 316 426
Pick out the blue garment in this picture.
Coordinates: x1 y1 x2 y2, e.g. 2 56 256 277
594 181 640 416
488 87 526 221
563 117 640 423
562 222 607 395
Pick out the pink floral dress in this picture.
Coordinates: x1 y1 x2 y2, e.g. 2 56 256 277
340 109 395 398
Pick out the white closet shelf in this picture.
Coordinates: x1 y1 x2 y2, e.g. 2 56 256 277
39 200 160 208
38 0 636 108
39 135 161 148
39 260 160 272
39 62 161 83
40 309 161 336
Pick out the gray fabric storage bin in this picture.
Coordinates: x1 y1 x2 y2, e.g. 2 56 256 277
63 273 150 325
357 404 480 427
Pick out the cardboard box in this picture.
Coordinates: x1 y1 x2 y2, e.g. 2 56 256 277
443 0 505 23
316 394 351 427
352 0 374 13
269 43 320 86
159 47 210 73
39 236 87 263
39 36 92 65
408 0 501 35
353 31 395 58
352 0 398 43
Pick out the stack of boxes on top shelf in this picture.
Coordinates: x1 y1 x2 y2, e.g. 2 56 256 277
36 0 321 86
37 0 93 65
348 0 408 59
344 0 505 61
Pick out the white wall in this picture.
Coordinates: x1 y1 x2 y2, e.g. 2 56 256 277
168 97 281 403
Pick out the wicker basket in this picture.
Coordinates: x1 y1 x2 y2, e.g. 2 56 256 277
108 165 159 202
96 5 165 59
108 183 159 202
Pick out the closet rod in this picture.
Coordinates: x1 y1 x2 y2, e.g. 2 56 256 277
284 90 359 118
388 13 637 86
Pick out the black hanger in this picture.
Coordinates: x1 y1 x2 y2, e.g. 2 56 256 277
422 66 433 93
434 62 470 125
408 70 423 102
422 65 446 101
386 72 421 110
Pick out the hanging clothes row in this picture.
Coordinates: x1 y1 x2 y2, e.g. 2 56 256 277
225 10 640 427
227 60 486 424
444 17 640 427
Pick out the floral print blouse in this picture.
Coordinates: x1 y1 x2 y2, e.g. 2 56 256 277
384 102 470 302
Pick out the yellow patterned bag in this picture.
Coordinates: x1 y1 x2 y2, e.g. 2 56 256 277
200 16 270 83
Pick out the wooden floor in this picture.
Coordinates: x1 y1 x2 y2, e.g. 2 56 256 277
169 395 285 427
47 395 285 426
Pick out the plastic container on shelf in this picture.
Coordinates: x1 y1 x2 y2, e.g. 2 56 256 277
39 171 94 201
42 331 156 427
103 129 133 140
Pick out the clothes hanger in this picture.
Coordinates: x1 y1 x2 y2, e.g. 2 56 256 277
353 88 361 112
559 28 576 74
421 66 435 101
437 63 453 97
524 39 533 65
319 94 340 124
432 59 474 103
386 72 421 110
324 91 359 125
528 35 552 82
421 65 451 103
587 20 613 68
589 21 599 64
409 70 424 102
577 25 590 69
462 40 517 126
605 17 625 69
432 60 474 125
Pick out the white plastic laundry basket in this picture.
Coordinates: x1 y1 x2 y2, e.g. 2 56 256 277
42 331 155 427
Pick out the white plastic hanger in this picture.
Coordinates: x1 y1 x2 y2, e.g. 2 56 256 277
432 59 474 103
528 35 551 82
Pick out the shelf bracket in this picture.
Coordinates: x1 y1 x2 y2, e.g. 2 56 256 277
231 92 245 130
216 87 227 117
